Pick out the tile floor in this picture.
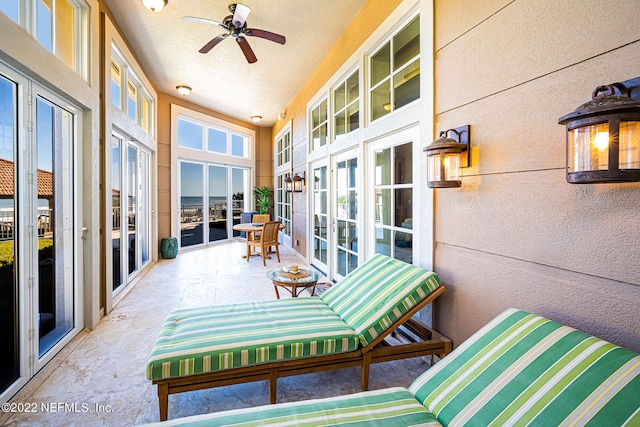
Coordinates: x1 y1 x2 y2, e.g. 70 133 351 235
1 242 433 426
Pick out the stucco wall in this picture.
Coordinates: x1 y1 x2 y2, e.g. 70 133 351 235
433 0 640 352
156 93 271 242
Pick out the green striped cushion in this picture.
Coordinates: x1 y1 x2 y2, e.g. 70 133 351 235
320 254 441 347
138 387 442 427
147 298 359 381
409 308 640 426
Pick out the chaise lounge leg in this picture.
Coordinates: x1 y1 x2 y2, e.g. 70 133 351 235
158 383 169 421
361 353 371 391
269 368 278 404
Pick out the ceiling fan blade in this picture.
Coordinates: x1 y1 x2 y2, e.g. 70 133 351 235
237 37 257 63
200 34 228 54
183 16 227 30
245 28 286 45
232 4 251 28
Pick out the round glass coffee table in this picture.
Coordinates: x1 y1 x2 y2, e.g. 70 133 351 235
266 267 323 298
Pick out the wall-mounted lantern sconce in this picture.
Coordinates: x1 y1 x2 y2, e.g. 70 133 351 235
423 125 470 188
292 172 305 192
285 172 306 193
284 175 293 193
558 78 640 183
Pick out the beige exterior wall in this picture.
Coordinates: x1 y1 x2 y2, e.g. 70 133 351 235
433 0 640 352
156 94 272 241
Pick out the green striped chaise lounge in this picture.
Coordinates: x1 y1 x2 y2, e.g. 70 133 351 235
147 254 452 421
141 308 640 426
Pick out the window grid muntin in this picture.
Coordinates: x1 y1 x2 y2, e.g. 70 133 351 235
309 98 328 152
373 142 414 261
369 14 420 122
333 70 360 139
275 131 291 168
275 173 292 237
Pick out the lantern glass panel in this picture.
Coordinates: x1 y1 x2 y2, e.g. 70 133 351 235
619 121 640 169
427 153 441 182
568 123 609 172
444 153 460 181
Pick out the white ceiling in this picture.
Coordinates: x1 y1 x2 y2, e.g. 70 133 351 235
103 0 367 126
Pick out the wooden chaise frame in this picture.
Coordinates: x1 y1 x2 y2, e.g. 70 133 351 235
153 286 452 421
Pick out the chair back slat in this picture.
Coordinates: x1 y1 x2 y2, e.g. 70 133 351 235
261 221 281 244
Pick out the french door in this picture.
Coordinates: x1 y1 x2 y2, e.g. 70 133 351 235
333 151 359 280
310 161 329 271
310 150 360 281
179 160 249 248
0 65 81 402
112 135 151 295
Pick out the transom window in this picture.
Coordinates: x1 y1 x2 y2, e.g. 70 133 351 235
178 116 250 158
0 0 88 78
111 46 154 134
275 131 291 167
310 99 328 152
370 15 420 121
333 70 360 138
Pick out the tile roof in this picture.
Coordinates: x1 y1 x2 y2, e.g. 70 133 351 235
0 157 53 198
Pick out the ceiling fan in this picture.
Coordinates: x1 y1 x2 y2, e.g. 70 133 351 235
184 3 286 64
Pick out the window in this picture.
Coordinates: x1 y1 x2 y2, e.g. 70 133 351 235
310 99 328 151
1 0 87 76
333 71 359 138
111 46 155 135
0 1 19 22
141 95 151 133
370 15 420 121
231 133 247 157
275 130 290 168
110 60 122 108
177 116 250 158
127 79 138 121
208 127 226 153
177 118 203 150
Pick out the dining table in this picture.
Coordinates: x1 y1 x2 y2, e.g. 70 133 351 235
232 222 285 259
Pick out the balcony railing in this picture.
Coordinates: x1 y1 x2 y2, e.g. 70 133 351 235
0 208 53 241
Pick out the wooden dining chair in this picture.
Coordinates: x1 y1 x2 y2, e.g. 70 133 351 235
251 214 270 224
247 221 281 266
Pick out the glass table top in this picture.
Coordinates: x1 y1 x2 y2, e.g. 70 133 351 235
266 267 322 284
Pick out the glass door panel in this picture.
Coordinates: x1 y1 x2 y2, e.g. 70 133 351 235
231 168 247 237
180 162 204 247
127 145 137 275
36 96 74 357
208 165 227 242
373 142 413 263
334 156 358 279
311 164 328 270
0 74 18 392
111 136 123 291
140 151 150 265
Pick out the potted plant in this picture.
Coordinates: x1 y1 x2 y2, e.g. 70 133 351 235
253 185 273 215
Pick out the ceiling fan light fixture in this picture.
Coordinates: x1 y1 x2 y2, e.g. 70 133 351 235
176 85 192 96
251 115 262 123
142 0 167 12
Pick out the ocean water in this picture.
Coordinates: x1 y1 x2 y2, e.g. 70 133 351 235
181 196 227 207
